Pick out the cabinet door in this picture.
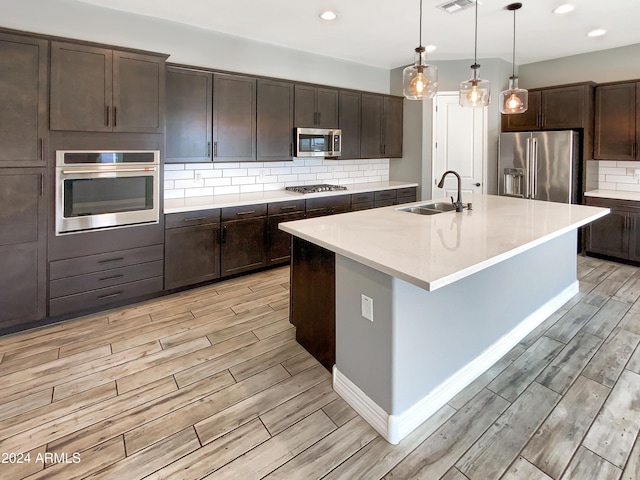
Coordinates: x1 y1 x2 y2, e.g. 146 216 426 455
501 90 541 131
112 51 165 133
164 223 220 289
541 85 587 129
586 210 628 259
220 218 267 276
339 90 361 159
166 68 213 163
268 211 305 265
627 213 640 262
383 96 403 158
0 169 46 331
257 79 294 161
360 93 383 158
294 85 317 128
50 42 112 132
594 83 636 160
316 87 339 128
213 74 256 161
0 33 47 167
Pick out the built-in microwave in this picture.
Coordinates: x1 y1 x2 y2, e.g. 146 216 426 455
295 128 341 157
55 150 160 235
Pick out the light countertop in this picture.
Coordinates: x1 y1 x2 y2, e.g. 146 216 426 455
164 181 418 214
584 189 640 202
279 194 609 292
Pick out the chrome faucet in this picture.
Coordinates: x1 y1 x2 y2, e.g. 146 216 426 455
437 170 465 212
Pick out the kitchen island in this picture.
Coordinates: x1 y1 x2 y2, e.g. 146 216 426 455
279 194 608 444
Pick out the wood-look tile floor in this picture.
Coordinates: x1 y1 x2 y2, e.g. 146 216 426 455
1 256 640 479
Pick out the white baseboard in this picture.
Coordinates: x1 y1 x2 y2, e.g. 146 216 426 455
333 281 578 444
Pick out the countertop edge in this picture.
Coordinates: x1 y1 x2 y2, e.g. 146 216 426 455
164 181 419 214
279 204 610 292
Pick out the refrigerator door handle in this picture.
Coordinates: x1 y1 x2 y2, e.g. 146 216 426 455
531 138 538 199
525 138 532 199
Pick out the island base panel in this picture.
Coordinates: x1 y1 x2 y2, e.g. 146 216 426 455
290 237 335 371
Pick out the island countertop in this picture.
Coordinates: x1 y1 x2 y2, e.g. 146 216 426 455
279 194 609 291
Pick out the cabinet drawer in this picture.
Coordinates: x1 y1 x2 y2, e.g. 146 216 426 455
351 201 374 211
221 203 267 221
351 192 374 204
585 196 640 213
50 244 164 280
305 194 351 211
50 260 163 298
374 198 398 208
374 190 397 201
165 209 220 229
267 199 305 214
397 187 417 198
49 277 164 317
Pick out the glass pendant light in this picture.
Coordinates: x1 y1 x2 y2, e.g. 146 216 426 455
499 3 528 114
459 0 490 108
403 0 438 100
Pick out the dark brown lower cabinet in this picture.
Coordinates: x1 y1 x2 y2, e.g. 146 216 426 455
268 211 305 265
290 237 335 371
374 189 397 208
305 195 351 218
585 197 640 262
397 186 417 204
220 217 267 276
0 168 46 333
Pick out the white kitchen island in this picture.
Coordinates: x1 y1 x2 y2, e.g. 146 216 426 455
280 194 609 444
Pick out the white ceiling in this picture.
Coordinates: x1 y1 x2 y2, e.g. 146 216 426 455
75 0 640 70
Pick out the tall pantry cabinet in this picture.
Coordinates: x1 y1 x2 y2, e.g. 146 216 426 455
0 32 48 332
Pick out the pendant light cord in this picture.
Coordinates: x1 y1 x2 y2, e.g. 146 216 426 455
473 0 478 78
419 0 423 47
511 7 516 77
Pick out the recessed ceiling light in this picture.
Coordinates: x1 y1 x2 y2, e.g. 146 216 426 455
425 45 437 53
587 28 606 37
319 10 337 21
552 4 574 14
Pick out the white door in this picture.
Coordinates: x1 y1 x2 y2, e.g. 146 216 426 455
432 92 487 201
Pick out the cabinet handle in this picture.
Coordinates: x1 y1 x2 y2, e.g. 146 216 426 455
99 274 124 282
236 210 256 216
280 205 297 211
183 216 207 222
213 141 218 157
207 142 212 158
105 106 110 126
40 173 44 196
98 257 124 264
290 143 293 157
40 138 44 162
113 106 117 127
317 112 321 125
221 225 227 243
97 291 124 300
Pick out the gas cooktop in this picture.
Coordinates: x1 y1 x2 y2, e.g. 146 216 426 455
285 184 348 194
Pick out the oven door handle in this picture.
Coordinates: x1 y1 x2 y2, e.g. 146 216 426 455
60 167 157 175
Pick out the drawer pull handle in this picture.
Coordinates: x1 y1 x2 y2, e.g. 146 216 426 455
97 291 123 300
183 216 207 222
98 257 124 264
99 274 124 282
280 206 297 211
236 210 256 216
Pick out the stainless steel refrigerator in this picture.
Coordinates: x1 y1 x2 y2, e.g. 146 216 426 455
498 130 580 204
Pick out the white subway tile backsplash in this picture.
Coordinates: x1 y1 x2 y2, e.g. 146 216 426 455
603 175 638 184
590 160 640 193
164 157 390 199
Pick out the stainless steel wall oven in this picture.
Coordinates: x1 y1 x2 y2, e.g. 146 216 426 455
55 150 160 235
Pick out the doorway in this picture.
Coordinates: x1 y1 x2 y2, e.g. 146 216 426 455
431 92 487 201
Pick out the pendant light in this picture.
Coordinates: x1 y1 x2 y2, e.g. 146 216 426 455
499 2 528 114
459 0 490 108
403 0 438 100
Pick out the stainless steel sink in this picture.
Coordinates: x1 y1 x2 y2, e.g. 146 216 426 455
398 202 456 215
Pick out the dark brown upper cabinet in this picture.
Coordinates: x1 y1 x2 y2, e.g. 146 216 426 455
50 41 166 133
594 81 639 161
165 67 212 163
0 33 48 167
502 83 594 131
213 74 256 162
257 79 294 161
338 90 361 159
361 93 403 159
294 85 339 128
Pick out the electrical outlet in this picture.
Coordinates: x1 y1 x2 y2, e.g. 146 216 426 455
259 168 267 179
361 294 373 322
195 171 202 181
634 168 640 180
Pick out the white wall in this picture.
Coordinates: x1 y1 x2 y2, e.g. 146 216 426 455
1 0 390 93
